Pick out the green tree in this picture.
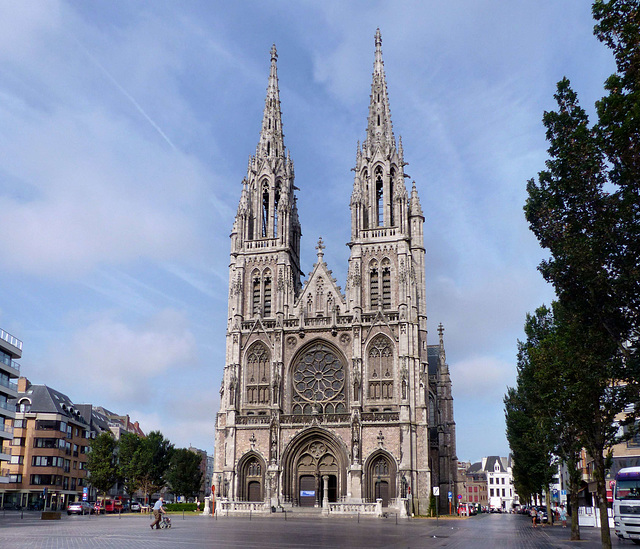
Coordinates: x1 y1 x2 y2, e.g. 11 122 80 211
118 432 143 498
166 448 203 501
137 431 173 503
86 432 120 498
524 6 640 540
505 307 557 517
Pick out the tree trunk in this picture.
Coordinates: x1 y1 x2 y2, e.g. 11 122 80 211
545 486 553 526
568 454 581 541
594 453 611 549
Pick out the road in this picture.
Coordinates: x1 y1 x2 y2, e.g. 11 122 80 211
0 509 625 548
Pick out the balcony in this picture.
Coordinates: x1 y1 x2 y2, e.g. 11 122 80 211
0 329 22 352
0 376 18 394
0 401 16 413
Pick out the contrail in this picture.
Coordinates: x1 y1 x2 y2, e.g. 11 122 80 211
74 38 178 151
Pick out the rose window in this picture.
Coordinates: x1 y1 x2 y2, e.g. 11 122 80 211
292 343 346 415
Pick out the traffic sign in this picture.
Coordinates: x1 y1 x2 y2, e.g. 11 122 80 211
448 491 452 500
458 494 462 499
433 487 440 496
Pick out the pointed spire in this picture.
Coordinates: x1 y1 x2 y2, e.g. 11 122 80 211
257 44 285 159
409 181 423 216
315 237 326 260
366 28 395 153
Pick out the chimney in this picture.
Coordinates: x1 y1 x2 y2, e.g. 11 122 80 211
18 377 30 393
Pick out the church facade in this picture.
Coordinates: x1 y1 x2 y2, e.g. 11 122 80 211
213 30 457 515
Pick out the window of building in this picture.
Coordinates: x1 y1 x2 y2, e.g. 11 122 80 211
375 166 383 226
245 342 270 405
368 334 394 401
490 488 494 497
370 260 379 309
381 258 391 309
291 342 346 414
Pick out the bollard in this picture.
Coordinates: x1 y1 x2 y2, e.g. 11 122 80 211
395 512 398 525
284 510 287 521
21 508 24 520
357 512 360 523
250 509 252 521
119 509 121 519
183 510 185 520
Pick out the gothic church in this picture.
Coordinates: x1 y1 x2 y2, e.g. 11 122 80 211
214 30 457 515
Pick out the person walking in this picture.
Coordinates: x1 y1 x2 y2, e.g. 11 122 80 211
150 497 166 530
559 505 567 528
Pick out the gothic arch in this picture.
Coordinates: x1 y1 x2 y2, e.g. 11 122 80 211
281 427 349 506
289 339 348 415
366 334 395 404
237 451 267 502
244 341 271 407
364 449 397 505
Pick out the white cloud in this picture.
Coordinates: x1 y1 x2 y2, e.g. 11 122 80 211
37 309 197 405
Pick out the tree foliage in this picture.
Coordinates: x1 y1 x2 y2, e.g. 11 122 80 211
118 432 144 497
166 448 203 500
137 431 174 502
87 432 120 497
521 4 640 545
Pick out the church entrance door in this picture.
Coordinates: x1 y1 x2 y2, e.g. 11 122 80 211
375 480 389 507
299 475 316 507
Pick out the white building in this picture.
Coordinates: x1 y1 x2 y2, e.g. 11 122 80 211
482 455 518 511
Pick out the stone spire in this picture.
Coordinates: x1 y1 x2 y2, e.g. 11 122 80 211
366 28 395 153
257 45 285 159
409 181 423 217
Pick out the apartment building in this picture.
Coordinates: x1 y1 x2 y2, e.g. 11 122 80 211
0 329 21 498
2 378 92 510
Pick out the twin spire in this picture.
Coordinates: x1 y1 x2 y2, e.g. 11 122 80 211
256 30 396 161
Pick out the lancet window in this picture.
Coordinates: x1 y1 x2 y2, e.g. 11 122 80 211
381 258 391 309
246 342 270 406
375 166 384 226
368 335 394 401
370 260 379 309
251 269 273 317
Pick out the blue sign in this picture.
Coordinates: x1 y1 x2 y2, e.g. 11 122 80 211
300 491 315 497
448 491 452 499
82 487 88 501
561 490 567 496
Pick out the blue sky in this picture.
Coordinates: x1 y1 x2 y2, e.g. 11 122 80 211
0 1 616 462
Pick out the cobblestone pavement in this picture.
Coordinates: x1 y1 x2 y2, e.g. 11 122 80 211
0 509 631 548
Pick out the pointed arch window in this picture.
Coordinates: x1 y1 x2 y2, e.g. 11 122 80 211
252 275 261 316
262 182 269 237
246 342 271 406
382 258 391 310
389 168 395 226
263 273 272 316
370 260 379 309
368 334 394 401
273 186 280 238
375 167 384 226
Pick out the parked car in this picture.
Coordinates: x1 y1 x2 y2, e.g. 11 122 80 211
130 501 141 512
67 501 93 515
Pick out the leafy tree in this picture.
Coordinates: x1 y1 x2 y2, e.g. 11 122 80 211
166 448 203 501
86 432 120 498
137 431 173 503
505 307 557 517
118 432 143 498
524 4 640 542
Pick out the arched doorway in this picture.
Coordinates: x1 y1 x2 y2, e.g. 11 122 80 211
237 452 266 502
365 451 397 507
281 428 348 507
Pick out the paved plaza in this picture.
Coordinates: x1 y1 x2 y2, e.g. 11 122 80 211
0 509 628 548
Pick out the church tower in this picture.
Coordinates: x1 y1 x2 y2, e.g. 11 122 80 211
214 31 456 516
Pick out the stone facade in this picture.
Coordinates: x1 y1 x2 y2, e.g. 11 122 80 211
213 30 457 515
